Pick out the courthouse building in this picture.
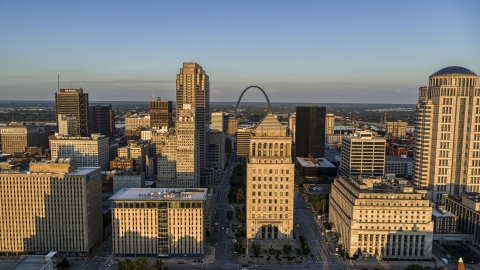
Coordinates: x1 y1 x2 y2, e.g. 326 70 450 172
246 113 294 240
110 188 207 257
0 159 103 256
329 176 433 259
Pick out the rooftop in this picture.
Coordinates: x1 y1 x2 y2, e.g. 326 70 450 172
431 66 477 77
386 155 413 162
432 208 456 218
110 188 208 201
296 157 336 168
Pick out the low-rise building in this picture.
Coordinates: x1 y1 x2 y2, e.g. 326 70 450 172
443 193 480 243
329 176 433 259
295 157 337 179
432 208 458 233
385 155 413 177
110 188 207 258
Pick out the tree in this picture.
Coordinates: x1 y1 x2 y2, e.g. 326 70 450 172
227 211 233 221
252 242 261 256
132 257 148 270
149 259 169 270
301 245 311 255
294 169 305 186
282 244 292 255
236 188 245 202
236 211 246 223
57 258 70 269
404 264 426 270
118 259 133 270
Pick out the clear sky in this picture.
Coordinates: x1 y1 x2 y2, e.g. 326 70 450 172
1 1 479 104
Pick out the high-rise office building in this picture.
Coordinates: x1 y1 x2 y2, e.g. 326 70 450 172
295 105 326 159
413 66 480 203
125 114 150 131
0 122 40 155
175 104 199 187
0 159 103 256
236 128 252 158
288 114 296 142
150 97 173 130
117 141 150 173
111 188 207 257
325 113 335 135
88 104 115 137
340 131 386 177
211 112 228 134
176 63 210 182
55 88 89 136
246 113 294 240
50 133 109 170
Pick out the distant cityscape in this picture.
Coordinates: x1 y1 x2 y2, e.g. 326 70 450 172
0 63 479 270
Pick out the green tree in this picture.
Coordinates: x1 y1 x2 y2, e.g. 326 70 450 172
132 257 148 270
236 188 245 202
294 169 305 186
149 259 169 270
252 242 261 256
282 244 292 255
236 211 246 223
301 245 311 255
118 259 134 270
227 211 233 221
404 265 426 270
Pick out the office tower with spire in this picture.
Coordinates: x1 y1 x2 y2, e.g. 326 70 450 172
246 113 294 240
150 97 173 130
176 63 210 184
413 66 480 203
55 88 89 136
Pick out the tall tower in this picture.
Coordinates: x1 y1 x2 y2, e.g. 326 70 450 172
295 105 326 158
88 104 115 137
413 66 480 203
246 113 294 240
150 97 173 130
176 63 210 184
55 88 89 136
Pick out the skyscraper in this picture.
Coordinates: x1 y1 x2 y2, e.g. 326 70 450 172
413 66 480 202
176 63 210 184
246 113 294 240
88 104 115 137
211 112 228 133
295 105 326 159
55 88 89 136
150 97 173 130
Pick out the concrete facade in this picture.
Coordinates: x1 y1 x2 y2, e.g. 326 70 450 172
414 66 480 203
341 131 386 177
246 113 294 240
50 134 109 170
110 188 207 257
0 159 103 256
329 176 434 259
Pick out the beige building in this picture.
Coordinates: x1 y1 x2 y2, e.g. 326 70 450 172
0 122 41 155
156 104 199 188
288 114 296 141
227 117 238 135
237 128 252 158
211 111 228 134
110 188 207 257
341 131 386 177
325 113 335 135
50 133 109 170
0 159 103 256
246 113 294 240
329 176 433 259
58 114 77 136
413 66 480 203
125 114 150 131
386 120 407 138
118 141 149 173
113 171 146 193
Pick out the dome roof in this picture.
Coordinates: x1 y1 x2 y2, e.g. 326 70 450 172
431 66 477 77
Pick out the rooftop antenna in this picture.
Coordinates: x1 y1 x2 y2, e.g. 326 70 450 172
58 74 59 92
70 81 71 88
153 88 154 100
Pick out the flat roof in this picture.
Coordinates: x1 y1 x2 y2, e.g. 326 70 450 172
296 157 336 168
432 208 456 217
69 167 99 176
110 188 208 201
